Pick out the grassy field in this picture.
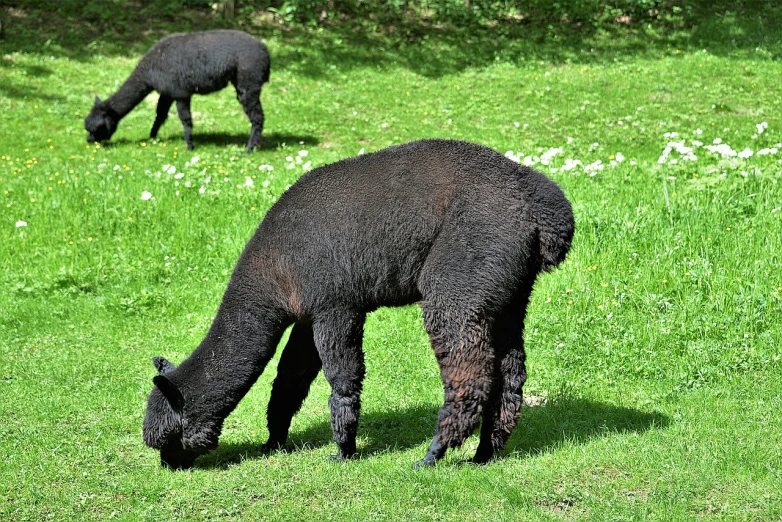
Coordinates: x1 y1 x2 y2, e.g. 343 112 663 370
1 4 782 520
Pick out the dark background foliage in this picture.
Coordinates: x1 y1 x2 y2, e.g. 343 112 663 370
2 0 780 29
1 1 779 76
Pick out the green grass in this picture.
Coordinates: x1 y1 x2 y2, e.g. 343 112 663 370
2 5 782 520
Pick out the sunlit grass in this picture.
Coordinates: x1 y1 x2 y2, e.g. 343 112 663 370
1 9 781 521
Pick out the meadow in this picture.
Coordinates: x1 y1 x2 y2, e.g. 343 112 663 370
1 3 781 520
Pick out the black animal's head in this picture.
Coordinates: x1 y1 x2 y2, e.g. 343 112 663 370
142 357 220 470
84 97 118 144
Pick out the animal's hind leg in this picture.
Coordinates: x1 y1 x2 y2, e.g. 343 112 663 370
175 98 194 150
150 95 173 139
473 288 532 464
261 322 322 453
415 307 495 468
234 85 264 152
311 310 366 460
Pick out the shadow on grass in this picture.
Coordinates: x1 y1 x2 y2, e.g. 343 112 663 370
194 397 668 469
104 132 320 151
504 396 668 458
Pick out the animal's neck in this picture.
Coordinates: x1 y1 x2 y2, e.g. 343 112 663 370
177 292 289 420
106 71 152 119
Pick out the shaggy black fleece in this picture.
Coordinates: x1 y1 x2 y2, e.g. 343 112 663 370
84 30 270 151
143 139 575 469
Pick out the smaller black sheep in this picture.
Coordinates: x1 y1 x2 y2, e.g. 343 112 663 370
85 30 270 152
143 139 575 470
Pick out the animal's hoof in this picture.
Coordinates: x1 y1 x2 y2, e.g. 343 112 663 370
328 453 348 462
412 457 436 469
259 442 280 454
471 447 494 465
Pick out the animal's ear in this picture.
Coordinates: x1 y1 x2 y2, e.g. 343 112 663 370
153 375 184 411
94 96 101 105
153 356 176 375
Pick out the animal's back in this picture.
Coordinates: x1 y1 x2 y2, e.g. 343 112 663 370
139 30 269 97
239 139 573 314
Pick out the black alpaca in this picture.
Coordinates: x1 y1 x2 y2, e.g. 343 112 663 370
143 139 575 469
84 30 270 152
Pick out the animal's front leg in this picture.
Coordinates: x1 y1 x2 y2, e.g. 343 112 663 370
262 321 322 453
312 311 367 460
175 98 194 150
150 94 173 138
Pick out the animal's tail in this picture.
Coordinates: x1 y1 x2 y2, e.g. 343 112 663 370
260 46 271 85
529 171 575 272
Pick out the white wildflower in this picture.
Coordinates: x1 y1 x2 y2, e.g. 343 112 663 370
584 160 604 176
504 151 522 163
174 173 184 179
15 220 27 228
704 143 737 158
756 122 768 134
243 177 254 188
560 158 582 172
185 156 200 167
141 191 153 200
540 147 563 166
738 148 753 159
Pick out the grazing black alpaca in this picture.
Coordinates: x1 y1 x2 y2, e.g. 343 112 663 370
143 139 575 469
84 30 270 152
